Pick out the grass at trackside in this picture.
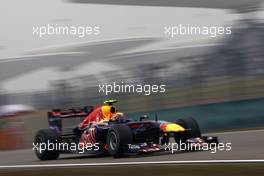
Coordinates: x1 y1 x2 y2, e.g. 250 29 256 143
0 164 264 176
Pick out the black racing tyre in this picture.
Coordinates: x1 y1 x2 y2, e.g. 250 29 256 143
34 129 60 160
175 117 201 138
107 125 133 157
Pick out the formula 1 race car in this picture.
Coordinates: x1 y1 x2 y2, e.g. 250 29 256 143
33 105 219 160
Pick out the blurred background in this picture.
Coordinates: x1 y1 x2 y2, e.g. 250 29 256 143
0 0 264 150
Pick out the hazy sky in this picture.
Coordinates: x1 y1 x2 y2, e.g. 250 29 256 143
0 0 240 59
3 0 255 93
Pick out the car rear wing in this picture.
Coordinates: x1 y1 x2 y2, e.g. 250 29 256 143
48 106 93 133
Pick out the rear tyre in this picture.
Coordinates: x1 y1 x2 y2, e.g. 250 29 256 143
34 129 60 160
175 117 201 140
107 125 133 157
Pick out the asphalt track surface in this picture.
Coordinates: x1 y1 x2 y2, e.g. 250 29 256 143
0 130 263 166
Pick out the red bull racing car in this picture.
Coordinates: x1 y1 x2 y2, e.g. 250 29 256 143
33 104 218 160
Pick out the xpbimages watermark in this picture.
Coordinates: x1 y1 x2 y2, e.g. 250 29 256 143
33 24 100 38
164 24 232 38
163 141 232 154
98 82 166 95
33 141 100 154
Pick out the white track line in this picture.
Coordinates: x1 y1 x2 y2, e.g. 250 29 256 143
205 129 264 135
0 160 263 169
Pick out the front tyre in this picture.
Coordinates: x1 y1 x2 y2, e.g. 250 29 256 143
107 125 133 157
34 129 60 160
175 117 201 141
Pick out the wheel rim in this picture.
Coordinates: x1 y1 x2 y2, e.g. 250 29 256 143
109 131 118 150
